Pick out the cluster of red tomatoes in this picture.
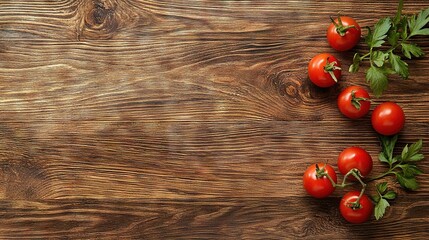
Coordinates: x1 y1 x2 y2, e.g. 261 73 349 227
303 16 406 223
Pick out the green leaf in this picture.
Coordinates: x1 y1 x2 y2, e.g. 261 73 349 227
379 152 390 164
375 198 390 220
399 164 423 178
401 16 409 40
366 66 388 97
401 140 424 162
379 135 398 164
401 16 408 39
349 53 361 73
409 154 424 161
409 139 423 155
383 191 397 200
401 43 424 59
401 144 409 161
372 51 388 67
393 0 404 26
387 30 400 46
396 172 419 190
369 18 392 48
408 8 429 37
389 52 409 79
365 26 373 46
371 194 381 203
377 182 388 194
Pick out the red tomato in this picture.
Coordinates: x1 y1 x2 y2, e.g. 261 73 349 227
340 191 373 224
337 86 371 119
303 163 337 198
308 53 341 88
371 102 405 136
327 16 361 51
337 147 373 179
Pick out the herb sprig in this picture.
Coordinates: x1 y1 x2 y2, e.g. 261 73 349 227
368 136 424 220
374 135 424 191
349 0 429 97
373 182 397 220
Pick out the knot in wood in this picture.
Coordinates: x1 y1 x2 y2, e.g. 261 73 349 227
81 0 118 39
93 2 110 25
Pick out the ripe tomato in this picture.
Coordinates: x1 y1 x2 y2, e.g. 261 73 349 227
337 86 371 119
327 16 361 51
371 102 405 136
303 163 337 198
308 53 341 88
337 147 373 179
340 191 373 224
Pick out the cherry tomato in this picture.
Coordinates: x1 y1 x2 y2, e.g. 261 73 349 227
308 53 341 88
337 86 371 119
371 102 405 136
303 163 337 198
327 16 361 51
340 191 373 224
337 147 373 179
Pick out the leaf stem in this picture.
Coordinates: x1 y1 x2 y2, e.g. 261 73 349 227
366 171 396 182
360 52 371 61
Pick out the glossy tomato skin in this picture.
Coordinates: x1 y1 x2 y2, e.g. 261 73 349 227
337 86 371 119
308 53 341 88
327 16 361 51
337 147 373 178
303 163 337 198
371 102 405 136
340 191 373 224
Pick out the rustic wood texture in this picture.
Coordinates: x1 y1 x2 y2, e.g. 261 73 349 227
0 0 428 239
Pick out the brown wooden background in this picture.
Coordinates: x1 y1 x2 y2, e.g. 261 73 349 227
1 0 428 239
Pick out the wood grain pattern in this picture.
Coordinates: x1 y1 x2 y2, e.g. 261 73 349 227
1 0 429 239
1 121 428 200
0 198 428 239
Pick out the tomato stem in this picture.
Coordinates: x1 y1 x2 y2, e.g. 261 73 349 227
317 165 338 187
349 169 367 209
324 58 341 83
351 90 372 110
330 15 356 37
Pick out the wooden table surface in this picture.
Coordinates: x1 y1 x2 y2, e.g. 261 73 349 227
1 0 429 239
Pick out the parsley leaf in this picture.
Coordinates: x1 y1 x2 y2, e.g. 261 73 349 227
349 53 361 73
366 66 388 97
373 182 397 220
383 191 397 200
369 18 392 48
401 139 424 162
377 182 388 194
372 51 388 67
389 52 409 79
349 3 428 97
408 8 429 37
396 172 419 190
387 30 400 46
375 198 390 220
401 43 424 59
379 135 398 166
398 164 423 178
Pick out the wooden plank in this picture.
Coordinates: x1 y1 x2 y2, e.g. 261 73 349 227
1 1 428 123
1 121 427 200
1 39 428 122
0 198 427 239
0 0 428 41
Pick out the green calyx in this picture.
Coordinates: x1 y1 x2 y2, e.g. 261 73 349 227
351 90 371 110
324 58 341 82
331 16 356 36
